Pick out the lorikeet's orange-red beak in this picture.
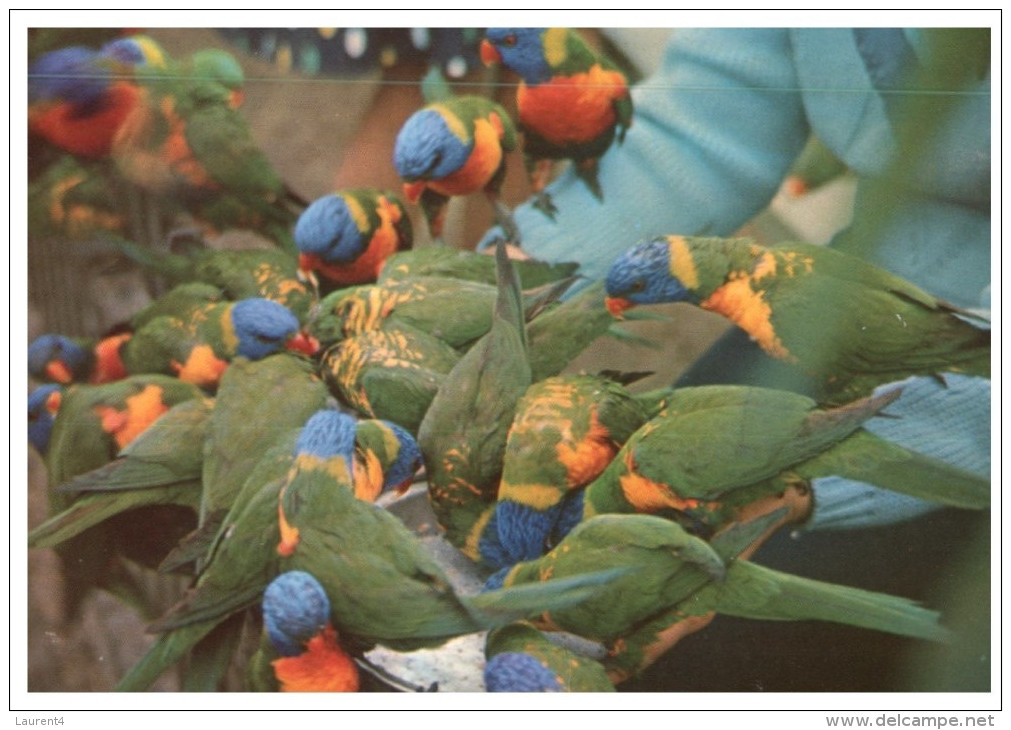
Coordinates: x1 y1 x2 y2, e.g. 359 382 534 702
605 296 635 319
286 331 320 357
45 359 74 384
402 180 427 204
480 39 502 66
45 389 63 416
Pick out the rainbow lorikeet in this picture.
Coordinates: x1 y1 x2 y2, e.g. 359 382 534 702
320 322 461 434
481 28 633 217
492 511 950 684
484 621 615 692
119 297 313 391
482 373 651 571
416 243 531 557
109 48 303 252
251 570 360 692
393 94 519 243
28 396 213 559
115 407 423 691
29 331 132 386
310 273 571 353
604 235 991 405
273 411 623 652
33 374 203 621
293 189 413 290
570 384 989 541
27 155 128 240
28 38 163 160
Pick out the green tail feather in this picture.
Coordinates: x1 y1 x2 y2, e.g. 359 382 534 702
494 241 527 350
28 482 200 550
180 612 247 692
710 560 952 643
464 568 630 629
809 431 990 510
115 620 219 692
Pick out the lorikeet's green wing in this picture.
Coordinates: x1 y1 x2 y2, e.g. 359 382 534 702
485 621 615 692
320 322 461 433
761 241 990 401
583 386 900 521
198 354 328 533
498 513 725 643
56 396 213 494
29 396 213 558
129 281 225 330
418 242 532 555
526 280 624 381
377 246 579 289
189 247 314 321
38 375 202 618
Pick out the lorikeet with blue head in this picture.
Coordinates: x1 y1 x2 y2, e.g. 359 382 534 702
604 235 991 406
29 331 132 386
249 570 361 692
569 384 989 543
484 621 615 692
28 37 164 160
273 411 623 653
393 94 520 244
481 28 633 218
320 322 461 434
491 511 951 684
33 374 203 621
294 189 413 290
119 297 314 391
115 406 423 691
483 373 650 571
28 384 63 455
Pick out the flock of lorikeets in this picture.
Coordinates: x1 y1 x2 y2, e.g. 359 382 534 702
26 27 990 693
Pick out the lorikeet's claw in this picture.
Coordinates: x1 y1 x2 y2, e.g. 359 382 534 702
576 160 604 201
532 191 558 220
490 199 522 245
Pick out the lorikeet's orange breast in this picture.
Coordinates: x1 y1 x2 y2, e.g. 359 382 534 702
92 383 171 450
303 195 406 285
30 82 142 159
271 625 360 692
517 66 627 145
426 116 504 197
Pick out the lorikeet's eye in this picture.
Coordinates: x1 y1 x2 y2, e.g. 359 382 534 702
503 34 517 47
631 280 646 292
